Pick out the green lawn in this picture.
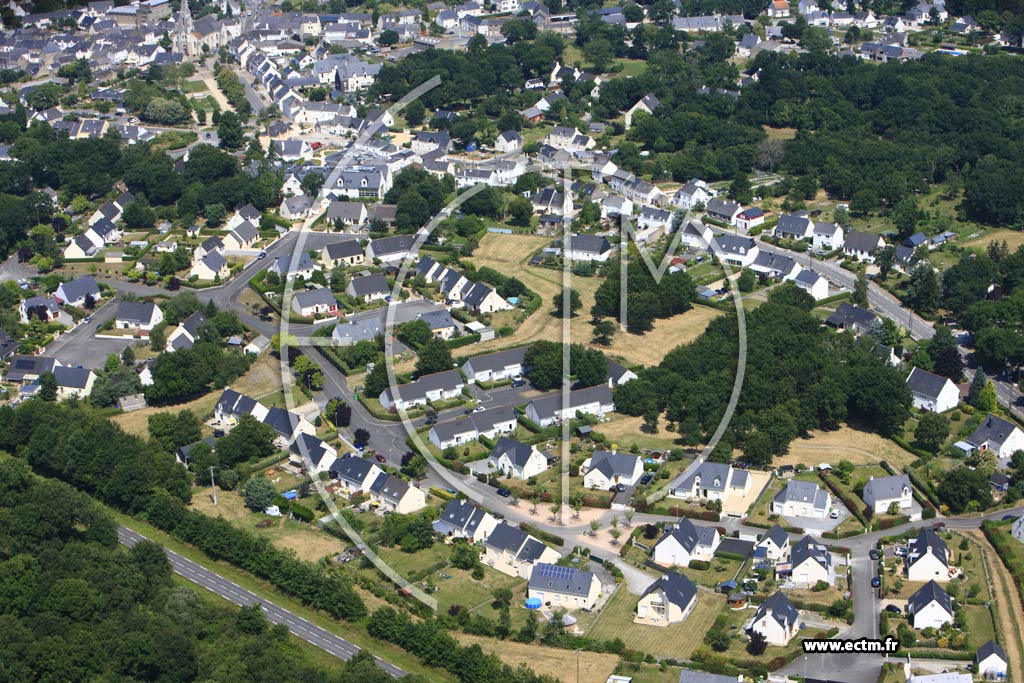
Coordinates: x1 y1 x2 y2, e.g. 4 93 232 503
963 604 996 649
182 80 208 93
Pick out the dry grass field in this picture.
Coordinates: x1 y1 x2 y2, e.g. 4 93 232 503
963 229 1024 253
597 305 722 367
111 392 221 438
586 587 725 659
778 427 919 470
456 634 619 683
965 529 1024 674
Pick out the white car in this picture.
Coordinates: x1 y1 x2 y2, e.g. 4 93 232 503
829 510 840 519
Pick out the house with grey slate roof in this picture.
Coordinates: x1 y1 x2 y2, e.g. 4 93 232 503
582 450 644 488
906 367 960 413
965 414 1024 460
528 562 601 611
772 479 832 519
429 405 518 450
489 436 550 479
652 517 721 567
670 461 751 504
368 471 426 514
635 571 698 626
862 473 913 515
329 456 384 496
379 369 464 412
781 535 834 587
748 591 799 645
483 522 561 578
432 498 498 542
114 300 163 333
525 384 615 427
907 580 953 629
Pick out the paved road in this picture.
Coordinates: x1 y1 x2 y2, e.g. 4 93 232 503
117 525 406 678
43 295 135 367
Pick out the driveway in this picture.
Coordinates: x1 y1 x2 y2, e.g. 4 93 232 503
43 297 136 370
783 500 851 534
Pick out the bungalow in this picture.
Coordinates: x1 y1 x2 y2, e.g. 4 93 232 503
906 367 959 413
906 528 950 582
165 311 208 352
321 238 365 268
965 414 1024 460
64 234 99 259
748 591 800 646
432 498 499 542
489 436 550 479
844 230 886 262
565 234 612 262
525 384 615 427
5 354 59 384
755 524 791 563
329 456 384 496
461 347 527 384
670 461 751 503
775 213 814 241
53 366 97 400
750 251 801 281
223 221 259 251
269 252 320 281
368 472 427 514
326 201 368 228
813 221 844 250
429 405 518 449
289 433 337 475
53 276 100 307
367 234 417 263
528 562 601 611
862 474 914 515
826 302 878 334
114 301 163 333
712 234 759 268
190 251 229 281
483 522 561 578
976 640 1008 678
635 571 698 626
907 580 953 630
291 288 339 317
652 518 721 567
19 296 60 323
771 480 831 519
783 535 834 588
705 198 742 225
346 273 390 303
793 270 829 301
582 450 644 489
736 207 765 233
379 369 464 412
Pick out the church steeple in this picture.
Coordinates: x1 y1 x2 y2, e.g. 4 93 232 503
174 0 193 55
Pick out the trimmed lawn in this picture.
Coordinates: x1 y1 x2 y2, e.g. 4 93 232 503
963 604 996 649
586 585 726 659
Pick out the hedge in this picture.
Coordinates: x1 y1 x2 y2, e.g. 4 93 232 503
819 472 869 527
891 435 933 460
715 551 747 562
446 333 481 349
429 487 456 501
519 522 565 547
905 466 943 509
518 415 544 433
814 290 853 307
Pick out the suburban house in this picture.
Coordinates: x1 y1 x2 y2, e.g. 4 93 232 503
905 528 950 582
976 640 1008 678
965 414 1024 460
528 562 601 611
755 524 791 563
65 234 99 259
1013 515 1024 543
525 384 615 427
53 366 97 400
652 517 721 567
19 296 59 323
582 450 644 489
194 236 225 261
346 274 390 303
483 522 561 578
705 198 742 225
495 130 523 153
565 234 613 262
379 369 465 412
432 498 499 543
712 234 759 268
678 220 714 249
750 251 802 281
635 571 698 626
269 252 319 281
329 456 384 496
736 207 765 233
780 535 834 588
326 201 369 228
366 234 417 263
291 288 339 318
748 591 800 646
671 461 751 503
624 93 660 130
672 179 715 211
190 251 230 281
793 270 829 301
260 406 316 448
862 474 914 514
844 230 886 262
114 301 164 333
906 367 960 413
5 354 59 384
772 480 832 519
321 239 365 268
606 360 638 388
53 276 101 307
907 580 954 630
214 388 270 425
289 433 337 475
429 405 518 450
368 472 427 514
813 221 844 250
223 221 259 251
461 347 527 384
165 311 207 352
774 213 814 241
460 282 511 314
826 302 879 334
226 203 261 231
489 436 550 479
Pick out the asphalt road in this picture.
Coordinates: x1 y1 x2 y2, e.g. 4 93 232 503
117 526 406 678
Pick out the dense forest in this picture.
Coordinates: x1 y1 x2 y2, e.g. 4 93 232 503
613 286 912 464
0 457 406 683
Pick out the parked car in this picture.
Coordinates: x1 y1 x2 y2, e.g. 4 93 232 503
869 549 880 560
884 604 902 614
374 454 387 464
895 546 908 557
496 488 511 498
829 510 840 519
871 577 881 588
614 483 626 493
639 473 654 486
511 379 526 388
472 406 486 413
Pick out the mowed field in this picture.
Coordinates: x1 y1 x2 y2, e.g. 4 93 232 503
467 233 721 367
778 426 919 470
586 587 725 659
456 634 619 683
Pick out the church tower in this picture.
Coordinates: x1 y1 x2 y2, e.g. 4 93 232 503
174 0 193 56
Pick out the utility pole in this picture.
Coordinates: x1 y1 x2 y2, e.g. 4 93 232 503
209 466 218 506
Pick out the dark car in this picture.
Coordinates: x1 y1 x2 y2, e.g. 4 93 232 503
374 454 387 464
640 473 654 486
496 488 511 498
614 483 626 493
884 604 902 614
869 549 880 560
1003 514 1017 521
871 577 881 588
511 380 526 388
